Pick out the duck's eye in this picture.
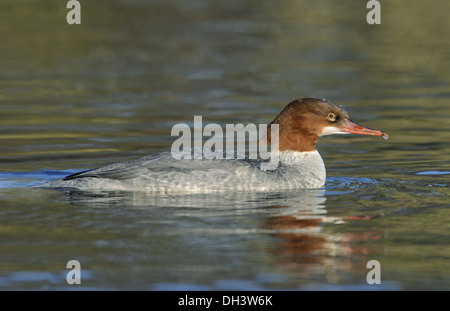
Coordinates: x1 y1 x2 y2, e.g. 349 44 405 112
327 113 336 121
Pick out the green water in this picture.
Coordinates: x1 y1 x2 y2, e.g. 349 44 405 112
0 0 449 290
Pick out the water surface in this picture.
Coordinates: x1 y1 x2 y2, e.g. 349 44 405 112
0 0 449 290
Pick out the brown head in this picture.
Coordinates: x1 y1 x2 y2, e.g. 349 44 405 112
267 98 388 152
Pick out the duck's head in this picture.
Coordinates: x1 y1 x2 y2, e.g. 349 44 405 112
268 98 388 152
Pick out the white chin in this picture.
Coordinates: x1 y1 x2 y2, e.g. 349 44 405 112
321 126 349 136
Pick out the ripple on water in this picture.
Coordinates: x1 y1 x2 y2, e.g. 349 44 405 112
324 176 381 195
415 170 450 175
0 170 77 189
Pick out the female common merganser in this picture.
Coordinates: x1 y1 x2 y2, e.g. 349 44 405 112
45 98 388 193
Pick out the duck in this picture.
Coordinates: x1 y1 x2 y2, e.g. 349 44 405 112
45 98 388 193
